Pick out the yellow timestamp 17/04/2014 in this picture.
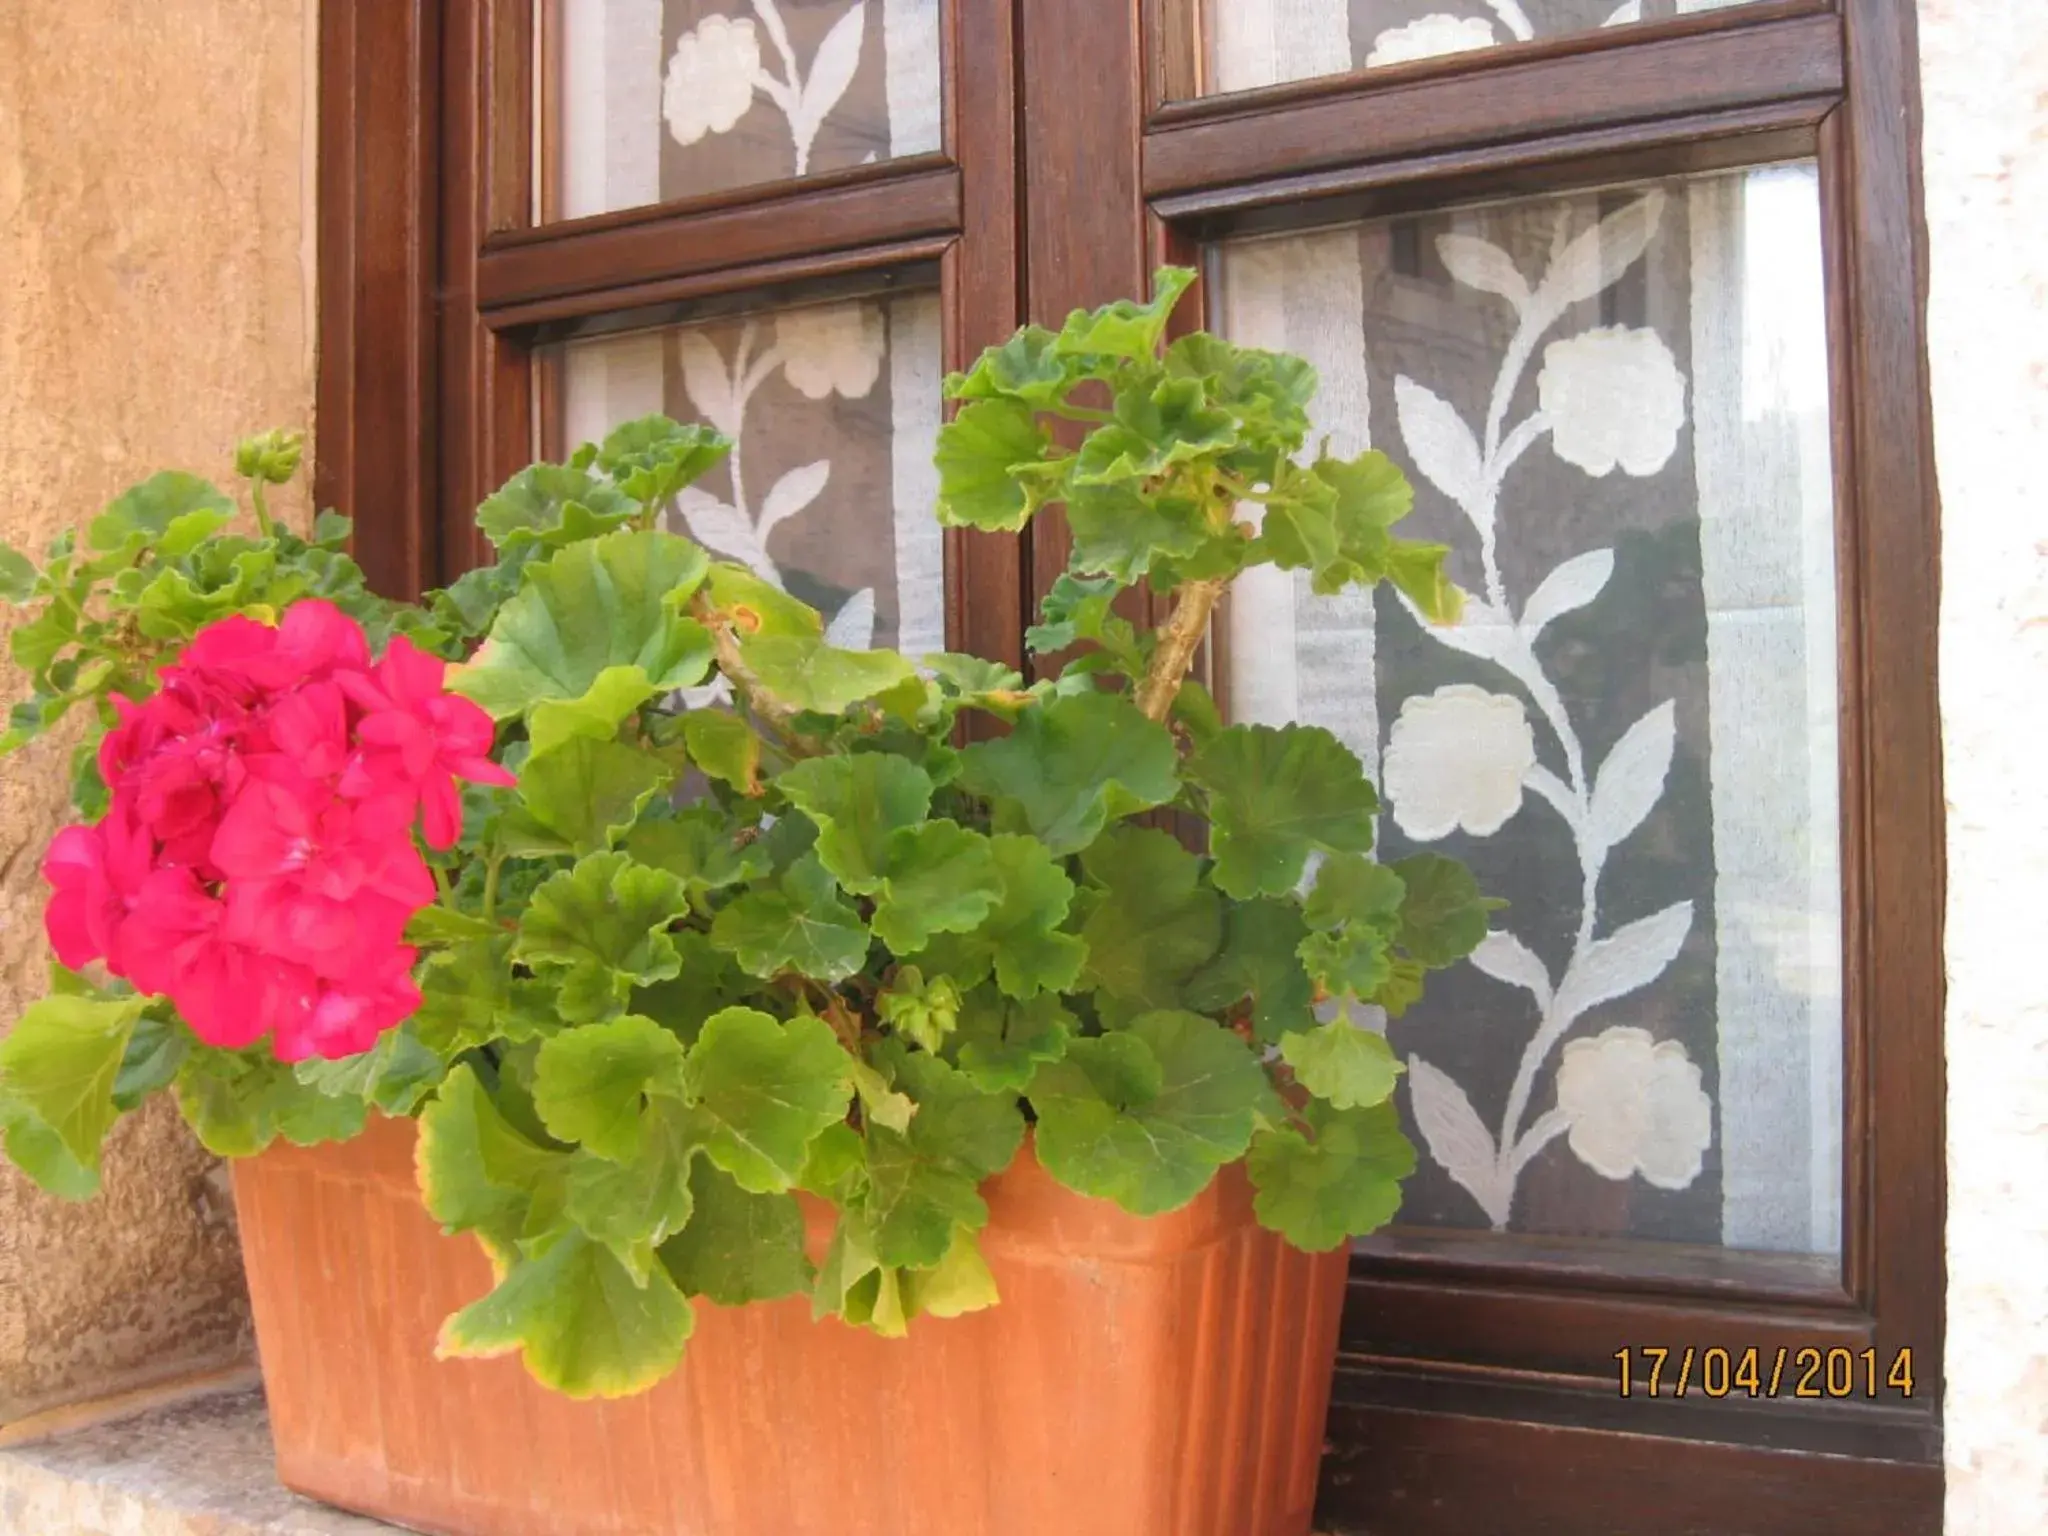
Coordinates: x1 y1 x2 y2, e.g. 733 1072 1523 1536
1615 1346 1915 1400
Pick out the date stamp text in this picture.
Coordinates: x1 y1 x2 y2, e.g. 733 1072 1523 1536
1616 1346 1916 1400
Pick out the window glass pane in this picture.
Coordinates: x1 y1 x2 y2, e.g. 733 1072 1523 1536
1215 165 1842 1258
550 292 947 654
1198 0 1762 96
550 0 942 219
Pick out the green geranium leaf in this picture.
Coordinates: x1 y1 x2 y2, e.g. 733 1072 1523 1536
413 938 560 1055
776 753 934 894
736 635 915 716
88 472 234 553
710 852 871 983
563 1099 700 1282
812 1212 906 1336
1072 375 1238 486
700 563 821 639
518 735 674 858
0 540 38 604
439 1229 694 1400
918 833 1086 1000
174 1049 367 1160
870 820 1003 954
948 990 1073 1094
0 995 144 1196
1030 1010 1277 1216
513 854 691 1022
1076 827 1221 1011
682 1007 852 1193
629 930 758 1047
862 1125 987 1269
418 1064 571 1257
955 689 1177 855
1064 477 1216 584
1392 853 1494 967
900 1224 1000 1320
1023 572 1144 674
526 665 659 755
1185 898 1316 1042
1386 538 1463 625
1304 854 1406 933
1187 724 1378 899
533 1014 688 1161
945 324 1070 406
1245 1099 1415 1251
404 904 500 947
681 710 765 796
848 1056 917 1134
1053 266 1196 361
934 398 1052 533
1279 1019 1401 1110
1163 334 1317 447
595 416 732 508
1299 921 1393 999
478 463 640 552
659 1158 811 1305
451 530 714 719
624 805 773 897
110 1011 190 1111
293 1028 446 1117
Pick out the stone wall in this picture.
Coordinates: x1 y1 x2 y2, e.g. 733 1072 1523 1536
0 0 315 1422
1918 1 2048 1529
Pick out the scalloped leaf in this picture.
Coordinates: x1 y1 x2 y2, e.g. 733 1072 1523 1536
1246 1099 1415 1251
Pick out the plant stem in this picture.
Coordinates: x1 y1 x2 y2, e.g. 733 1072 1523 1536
1133 575 1225 722
482 850 505 924
250 479 276 540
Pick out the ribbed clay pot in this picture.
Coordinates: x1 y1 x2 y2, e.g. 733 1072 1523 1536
231 1113 1349 1536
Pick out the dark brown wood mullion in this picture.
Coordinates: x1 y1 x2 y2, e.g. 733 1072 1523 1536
943 0 1027 674
438 0 535 581
476 160 961 326
1142 9 1843 202
1018 0 1149 617
315 0 440 602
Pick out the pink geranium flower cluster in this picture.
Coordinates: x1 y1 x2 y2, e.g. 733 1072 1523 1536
40 601 514 1062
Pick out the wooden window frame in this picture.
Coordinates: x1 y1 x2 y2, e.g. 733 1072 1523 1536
320 2 1942 1529
319 0 1028 671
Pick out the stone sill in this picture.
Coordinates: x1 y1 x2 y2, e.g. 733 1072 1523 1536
0 1388 396 1535
0 1385 1345 1535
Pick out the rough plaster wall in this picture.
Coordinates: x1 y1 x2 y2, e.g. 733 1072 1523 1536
0 1 315 1421
1919 1 2048 1530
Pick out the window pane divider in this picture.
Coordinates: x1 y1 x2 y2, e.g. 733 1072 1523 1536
1141 11 1843 202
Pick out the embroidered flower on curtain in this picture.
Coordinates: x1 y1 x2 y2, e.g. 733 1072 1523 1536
1554 1026 1715 1189
1381 189 1715 1231
663 15 763 145
1537 326 1688 478
1382 685 1535 841
661 1 869 178
775 303 887 401
1365 13 1497 67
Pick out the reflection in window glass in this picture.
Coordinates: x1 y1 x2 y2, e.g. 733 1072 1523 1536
555 292 946 655
1216 166 1842 1257
1202 0 1763 96
553 0 942 218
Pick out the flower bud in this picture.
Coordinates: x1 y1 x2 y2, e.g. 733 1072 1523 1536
234 429 305 486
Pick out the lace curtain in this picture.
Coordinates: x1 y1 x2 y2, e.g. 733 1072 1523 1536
1218 163 1843 1256
554 1 948 659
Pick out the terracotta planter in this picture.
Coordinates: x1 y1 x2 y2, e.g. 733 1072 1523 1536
231 1113 1348 1536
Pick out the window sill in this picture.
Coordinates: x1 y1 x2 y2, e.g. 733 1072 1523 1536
0 1387 396 1534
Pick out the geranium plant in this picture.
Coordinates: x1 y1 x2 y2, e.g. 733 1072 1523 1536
0 269 1492 1398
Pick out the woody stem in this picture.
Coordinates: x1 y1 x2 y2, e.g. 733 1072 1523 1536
1134 576 1226 722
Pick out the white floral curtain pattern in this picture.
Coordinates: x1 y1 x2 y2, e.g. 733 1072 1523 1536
558 0 942 217
1204 0 1762 94
1219 164 1843 1256
559 293 947 661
